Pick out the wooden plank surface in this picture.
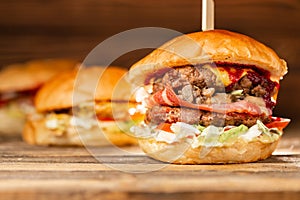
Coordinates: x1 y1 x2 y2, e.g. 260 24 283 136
0 131 299 200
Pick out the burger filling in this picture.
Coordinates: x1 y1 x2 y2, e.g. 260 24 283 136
0 90 36 119
131 63 289 146
132 118 289 147
34 101 139 136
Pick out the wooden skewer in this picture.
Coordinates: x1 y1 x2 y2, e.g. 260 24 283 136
202 0 215 31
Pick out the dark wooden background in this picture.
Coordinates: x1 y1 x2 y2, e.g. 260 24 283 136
0 0 299 129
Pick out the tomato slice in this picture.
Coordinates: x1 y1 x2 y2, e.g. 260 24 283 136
97 116 114 121
156 123 173 133
265 117 290 131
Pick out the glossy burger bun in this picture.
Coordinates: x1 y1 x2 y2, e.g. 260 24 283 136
0 58 78 135
23 66 137 146
128 29 287 85
0 58 79 93
35 66 133 112
128 29 287 164
138 138 280 164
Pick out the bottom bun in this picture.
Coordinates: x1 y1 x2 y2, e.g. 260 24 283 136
138 138 279 164
23 118 137 146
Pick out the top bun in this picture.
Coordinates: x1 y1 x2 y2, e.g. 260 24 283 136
0 58 79 93
128 30 287 85
35 66 131 112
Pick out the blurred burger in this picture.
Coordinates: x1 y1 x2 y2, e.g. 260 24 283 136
23 66 138 146
128 30 290 164
0 58 78 135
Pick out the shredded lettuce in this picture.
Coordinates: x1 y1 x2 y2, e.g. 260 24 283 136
71 116 97 129
130 120 282 147
194 124 206 132
171 122 200 134
130 122 154 139
7 103 25 118
219 124 248 143
3 98 35 118
156 130 177 144
231 89 244 96
192 126 222 147
239 124 261 141
201 126 223 136
255 120 281 143
257 120 271 137
192 135 222 148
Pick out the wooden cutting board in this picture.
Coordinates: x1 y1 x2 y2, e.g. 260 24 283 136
0 132 299 200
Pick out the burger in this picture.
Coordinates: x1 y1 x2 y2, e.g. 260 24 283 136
128 30 290 164
0 58 78 135
23 66 138 146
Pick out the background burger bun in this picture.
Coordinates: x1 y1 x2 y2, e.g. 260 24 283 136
138 138 279 164
23 66 137 146
0 58 78 135
128 29 287 85
35 66 133 112
0 58 79 93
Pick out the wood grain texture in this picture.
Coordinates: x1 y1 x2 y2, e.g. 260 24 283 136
0 131 299 200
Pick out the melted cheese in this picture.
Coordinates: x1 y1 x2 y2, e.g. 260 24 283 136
203 64 252 87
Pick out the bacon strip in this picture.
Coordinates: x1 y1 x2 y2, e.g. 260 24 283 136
147 88 271 116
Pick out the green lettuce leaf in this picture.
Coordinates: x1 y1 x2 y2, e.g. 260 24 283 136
219 124 248 143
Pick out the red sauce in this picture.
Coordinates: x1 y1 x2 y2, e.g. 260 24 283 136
215 63 278 110
216 62 272 77
246 71 279 109
0 88 39 108
221 67 245 84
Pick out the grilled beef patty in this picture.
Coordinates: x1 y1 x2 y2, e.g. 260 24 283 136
146 105 271 127
146 64 276 127
151 64 277 109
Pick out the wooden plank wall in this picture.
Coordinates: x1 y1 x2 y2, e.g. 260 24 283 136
0 0 299 128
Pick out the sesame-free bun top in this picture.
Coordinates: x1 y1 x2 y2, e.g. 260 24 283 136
128 30 287 85
35 66 131 112
0 58 79 93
